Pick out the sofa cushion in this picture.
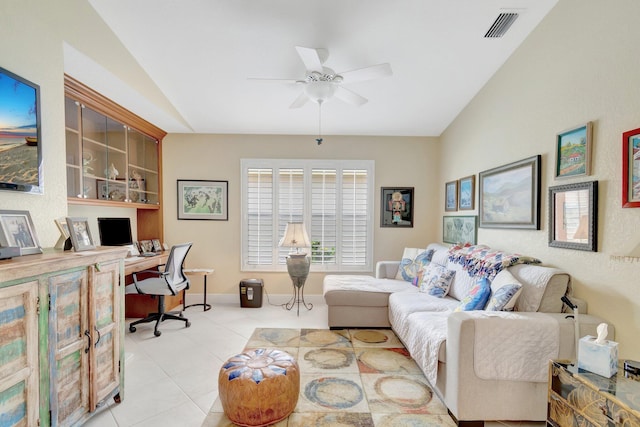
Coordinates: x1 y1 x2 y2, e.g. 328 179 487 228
418 263 455 297
446 262 477 301
323 275 414 307
486 270 523 311
388 291 459 339
395 248 434 282
455 277 491 311
509 264 570 313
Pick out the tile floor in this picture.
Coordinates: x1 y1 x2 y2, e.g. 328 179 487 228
83 294 545 427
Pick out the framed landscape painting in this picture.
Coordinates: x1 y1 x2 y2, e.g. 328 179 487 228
445 181 457 212
555 122 592 179
458 175 475 210
479 155 541 229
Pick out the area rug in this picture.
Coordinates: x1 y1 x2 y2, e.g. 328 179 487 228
202 328 457 426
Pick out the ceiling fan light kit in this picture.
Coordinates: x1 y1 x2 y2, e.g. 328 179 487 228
252 45 392 143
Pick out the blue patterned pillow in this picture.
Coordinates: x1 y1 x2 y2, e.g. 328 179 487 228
395 248 435 283
418 264 455 297
486 284 522 311
455 277 491 311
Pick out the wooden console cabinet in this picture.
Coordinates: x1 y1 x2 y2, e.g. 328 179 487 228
0 247 127 427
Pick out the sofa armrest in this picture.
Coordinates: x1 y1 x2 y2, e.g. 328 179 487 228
562 296 588 314
376 261 400 279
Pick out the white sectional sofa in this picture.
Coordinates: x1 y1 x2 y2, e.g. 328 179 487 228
323 243 613 426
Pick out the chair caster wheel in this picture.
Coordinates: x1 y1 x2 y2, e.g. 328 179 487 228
186 321 191 328
154 330 162 337
129 325 136 333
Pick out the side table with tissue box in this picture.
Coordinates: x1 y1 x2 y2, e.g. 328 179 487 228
548 360 640 426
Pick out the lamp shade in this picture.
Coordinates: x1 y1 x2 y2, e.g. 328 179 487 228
278 222 311 250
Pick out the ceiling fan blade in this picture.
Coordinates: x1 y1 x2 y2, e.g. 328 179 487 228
289 91 310 109
247 78 299 83
338 63 393 84
334 86 368 106
295 46 324 73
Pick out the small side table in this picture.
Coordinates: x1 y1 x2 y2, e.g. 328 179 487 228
548 359 640 426
183 268 214 311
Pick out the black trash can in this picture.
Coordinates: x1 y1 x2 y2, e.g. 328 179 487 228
239 279 263 308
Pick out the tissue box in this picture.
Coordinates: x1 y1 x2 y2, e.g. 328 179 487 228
578 335 618 378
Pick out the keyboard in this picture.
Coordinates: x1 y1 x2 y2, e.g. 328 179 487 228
140 252 157 257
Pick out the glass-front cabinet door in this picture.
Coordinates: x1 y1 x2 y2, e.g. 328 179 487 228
128 128 159 205
65 97 160 205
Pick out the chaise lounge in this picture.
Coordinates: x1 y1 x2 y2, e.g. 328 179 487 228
323 243 613 425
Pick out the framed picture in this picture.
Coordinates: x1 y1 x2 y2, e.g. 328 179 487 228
443 215 478 245
0 66 43 195
555 122 592 179
178 179 228 220
458 175 475 210
97 180 127 201
139 240 154 253
622 127 640 208
151 238 163 252
380 187 414 227
66 217 96 252
55 217 70 239
0 210 42 255
479 155 541 229
549 181 598 252
445 181 458 212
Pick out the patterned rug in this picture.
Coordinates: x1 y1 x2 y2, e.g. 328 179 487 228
203 328 457 426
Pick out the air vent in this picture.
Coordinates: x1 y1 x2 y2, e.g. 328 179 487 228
484 12 519 38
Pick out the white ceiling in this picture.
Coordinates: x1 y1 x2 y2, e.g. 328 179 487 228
84 0 558 136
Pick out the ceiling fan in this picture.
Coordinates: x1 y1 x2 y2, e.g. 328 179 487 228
250 46 393 109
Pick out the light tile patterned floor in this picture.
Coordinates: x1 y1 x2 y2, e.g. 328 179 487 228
83 294 545 427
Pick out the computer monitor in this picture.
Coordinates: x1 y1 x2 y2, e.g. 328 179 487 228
97 217 133 246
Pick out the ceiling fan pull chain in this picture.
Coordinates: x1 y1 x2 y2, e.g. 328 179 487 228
316 101 323 145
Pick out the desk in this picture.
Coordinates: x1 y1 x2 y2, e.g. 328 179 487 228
123 253 184 318
183 268 214 311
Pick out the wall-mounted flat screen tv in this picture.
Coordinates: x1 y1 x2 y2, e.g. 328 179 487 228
0 66 42 194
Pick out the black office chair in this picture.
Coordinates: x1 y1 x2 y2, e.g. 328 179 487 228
126 242 193 337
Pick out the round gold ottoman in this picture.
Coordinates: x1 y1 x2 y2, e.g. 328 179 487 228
218 348 300 426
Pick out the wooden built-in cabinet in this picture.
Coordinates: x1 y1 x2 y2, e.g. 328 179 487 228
0 247 128 427
64 75 166 242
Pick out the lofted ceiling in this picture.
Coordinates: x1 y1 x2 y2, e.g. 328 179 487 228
83 0 558 136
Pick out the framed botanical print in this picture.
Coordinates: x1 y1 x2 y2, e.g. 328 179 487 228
178 180 228 220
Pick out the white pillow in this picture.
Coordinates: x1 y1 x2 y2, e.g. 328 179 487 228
418 263 455 297
395 247 433 282
487 270 523 311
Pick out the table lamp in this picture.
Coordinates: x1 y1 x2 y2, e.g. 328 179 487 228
278 222 313 314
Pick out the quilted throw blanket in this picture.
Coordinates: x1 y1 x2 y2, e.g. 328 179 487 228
448 244 541 281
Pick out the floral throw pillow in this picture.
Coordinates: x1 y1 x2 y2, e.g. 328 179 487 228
455 277 492 311
486 284 523 311
485 270 524 311
418 263 455 297
395 248 434 283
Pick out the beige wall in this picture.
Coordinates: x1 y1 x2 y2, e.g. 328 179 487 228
439 0 640 357
162 134 439 295
0 0 174 246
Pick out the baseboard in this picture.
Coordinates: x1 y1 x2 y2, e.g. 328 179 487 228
182 293 325 306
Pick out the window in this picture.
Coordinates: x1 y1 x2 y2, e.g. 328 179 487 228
241 159 374 272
